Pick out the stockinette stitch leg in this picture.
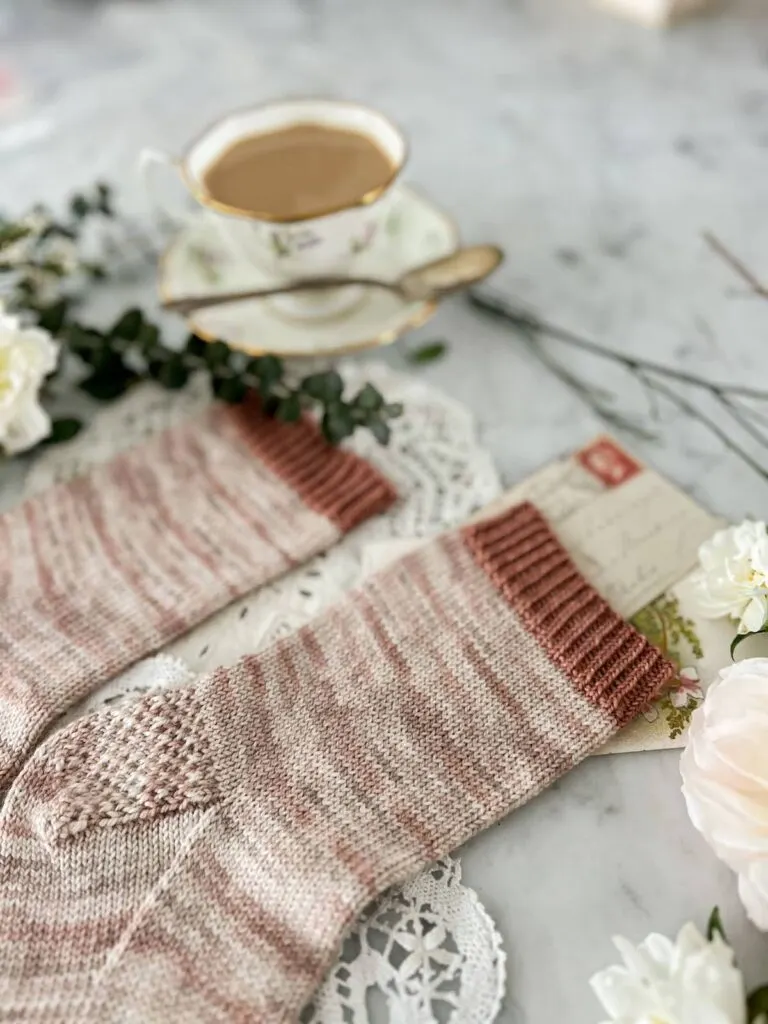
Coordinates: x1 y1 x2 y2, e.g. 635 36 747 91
0 393 395 791
0 503 673 1022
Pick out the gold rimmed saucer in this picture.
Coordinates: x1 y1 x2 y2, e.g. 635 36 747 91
158 185 459 358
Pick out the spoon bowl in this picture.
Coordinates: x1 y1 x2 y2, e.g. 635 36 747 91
397 246 504 302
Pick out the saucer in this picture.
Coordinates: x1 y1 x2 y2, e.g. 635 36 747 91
158 185 459 357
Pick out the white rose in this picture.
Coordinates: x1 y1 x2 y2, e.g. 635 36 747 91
590 922 746 1024
690 521 768 635
681 657 768 930
0 310 59 454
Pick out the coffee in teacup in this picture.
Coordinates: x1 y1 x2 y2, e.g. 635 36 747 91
202 123 397 221
139 99 407 319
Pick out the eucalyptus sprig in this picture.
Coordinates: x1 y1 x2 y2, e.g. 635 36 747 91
58 310 403 446
0 183 403 453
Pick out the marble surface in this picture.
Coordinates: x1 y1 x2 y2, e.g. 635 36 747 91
2 0 768 1019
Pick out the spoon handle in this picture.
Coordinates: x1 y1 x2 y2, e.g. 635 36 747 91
164 276 398 317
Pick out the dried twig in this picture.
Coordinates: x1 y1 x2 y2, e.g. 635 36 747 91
467 291 768 401
471 235 768 484
468 289 768 485
727 395 768 431
516 323 657 441
703 231 768 300
640 373 768 484
716 392 768 449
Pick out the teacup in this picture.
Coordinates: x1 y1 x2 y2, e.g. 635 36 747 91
140 98 407 319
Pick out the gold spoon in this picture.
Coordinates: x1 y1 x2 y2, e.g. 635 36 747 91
163 244 504 317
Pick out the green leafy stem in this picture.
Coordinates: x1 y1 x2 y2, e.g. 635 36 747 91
51 309 403 446
1 184 403 450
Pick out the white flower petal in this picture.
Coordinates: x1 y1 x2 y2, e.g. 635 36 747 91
1 395 51 454
0 310 22 335
591 924 745 1024
738 865 768 931
0 316 58 454
681 657 768 935
590 963 658 1019
691 522 768 627
739 596 768 635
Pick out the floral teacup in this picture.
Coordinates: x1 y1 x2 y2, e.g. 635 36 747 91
140 99 407 319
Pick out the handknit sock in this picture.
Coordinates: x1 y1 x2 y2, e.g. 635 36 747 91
0 393 395 790
0 503 673 1023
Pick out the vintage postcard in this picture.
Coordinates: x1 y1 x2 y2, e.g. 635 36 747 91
364 435 728 755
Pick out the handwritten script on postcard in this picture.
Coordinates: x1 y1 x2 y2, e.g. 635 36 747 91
476 436 721 620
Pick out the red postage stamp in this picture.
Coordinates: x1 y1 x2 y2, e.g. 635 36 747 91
576 436 642 488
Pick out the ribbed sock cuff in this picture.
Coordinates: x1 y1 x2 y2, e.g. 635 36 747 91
462 502 674 726
225 395 397 531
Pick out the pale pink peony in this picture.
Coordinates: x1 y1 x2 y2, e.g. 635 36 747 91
681 657 768 930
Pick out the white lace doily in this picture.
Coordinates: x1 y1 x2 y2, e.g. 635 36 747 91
306 858 505 1024
24 361 506 1024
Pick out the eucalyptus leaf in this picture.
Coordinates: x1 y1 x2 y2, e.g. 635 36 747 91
110 308 144 342
748 985 768 1022
250 355 283 395
89 344 124 375
79 373 134 401
354 383 384 412
65 324 100 358
322 403 354 444
46 417 83 445
96 182 114 216
79 358 136 401
276 393 302 422
369 418 391 446
70 194 90 220
137 322 160 353
204 340 231 368
36 300 69 334
303 370 344 403
706 906 726 942
407 340 448 365
212 375 247 404
185 334 208 360
157 356 190 390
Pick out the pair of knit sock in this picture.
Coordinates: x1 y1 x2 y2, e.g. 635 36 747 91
0 394 395 792
0 396 673 1022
